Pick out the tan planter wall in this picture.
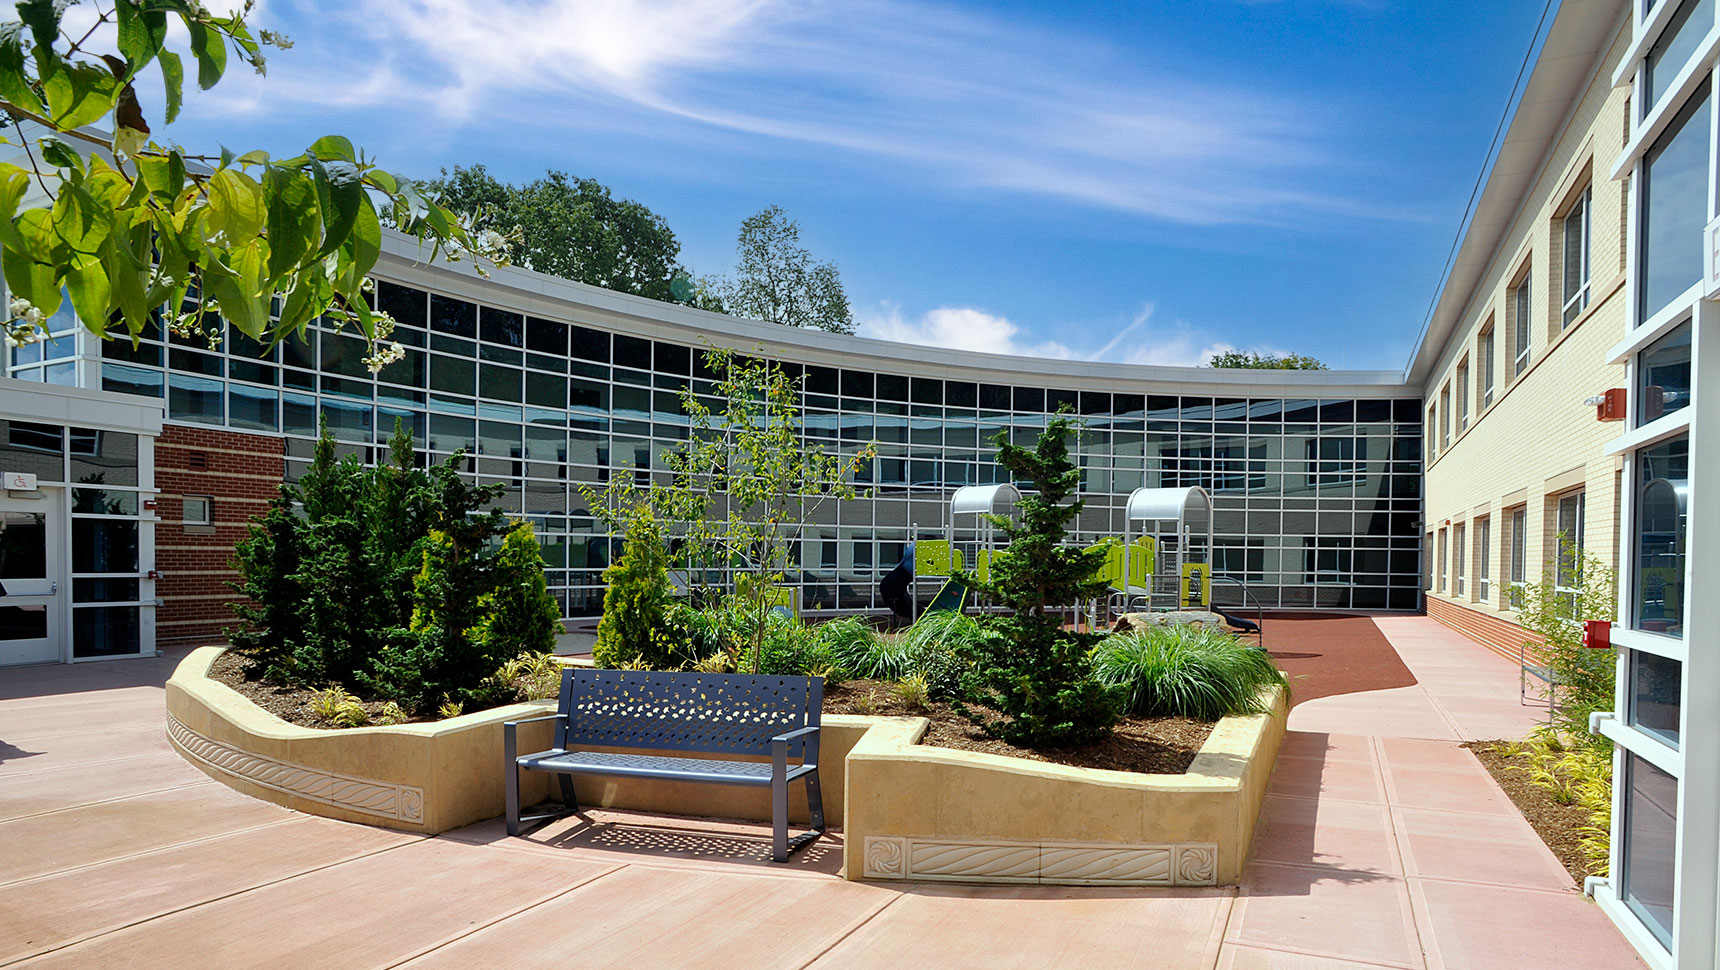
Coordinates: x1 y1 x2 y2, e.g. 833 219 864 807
169 648 1286 886
844 686 1288 886
165 647 866 834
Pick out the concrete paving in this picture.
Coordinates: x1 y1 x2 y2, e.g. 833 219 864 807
0 619 1641 969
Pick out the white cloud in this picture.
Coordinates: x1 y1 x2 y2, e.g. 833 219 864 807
185 0 1371 225
857 304 1075 359
858 300 1276 369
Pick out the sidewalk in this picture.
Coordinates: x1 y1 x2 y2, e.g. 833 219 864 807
1220 615 1639 969
0 620 1643 969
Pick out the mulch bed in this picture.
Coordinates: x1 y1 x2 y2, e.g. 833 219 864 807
208 652 432 729
824 679 1213 774
1260 613 1418 706
1466 740 1596 884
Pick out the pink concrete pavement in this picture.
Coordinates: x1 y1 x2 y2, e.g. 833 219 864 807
0 620 1642 969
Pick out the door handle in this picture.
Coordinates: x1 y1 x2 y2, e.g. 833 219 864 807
50 581 57 595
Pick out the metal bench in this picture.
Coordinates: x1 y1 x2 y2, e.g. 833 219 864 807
503 668 825 862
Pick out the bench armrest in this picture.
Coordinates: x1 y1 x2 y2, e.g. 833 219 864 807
504 713 565 764
771 724 821 775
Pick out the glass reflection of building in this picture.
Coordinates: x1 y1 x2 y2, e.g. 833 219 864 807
29 269 1426 619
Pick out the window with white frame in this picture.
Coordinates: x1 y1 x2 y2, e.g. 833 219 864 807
1561 187 1592 328
1639 86 1711 323
1456 359 1469 432
182 495 213 528
1476 515 1491 602
1437 528 1447 593
1480 323 1495 407
1555 490 1586 592
1453 522 1465 596
1439 384 1450 451
1507 505 1526 608
1512 270 1532 374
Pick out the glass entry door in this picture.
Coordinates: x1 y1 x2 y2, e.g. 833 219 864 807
0 492 63 665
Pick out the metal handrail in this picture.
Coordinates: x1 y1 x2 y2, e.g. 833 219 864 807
1210 575 1266 650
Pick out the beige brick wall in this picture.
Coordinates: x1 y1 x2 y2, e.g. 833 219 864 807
1423 23 1630 632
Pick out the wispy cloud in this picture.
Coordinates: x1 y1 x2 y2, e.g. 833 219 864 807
187 0 1370 225
857 301 1265 369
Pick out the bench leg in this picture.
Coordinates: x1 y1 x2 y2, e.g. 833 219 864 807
772 769 789 863
505 760 522 837
557 772 580 813
805 770 826 834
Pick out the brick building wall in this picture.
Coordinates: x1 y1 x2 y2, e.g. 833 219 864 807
154 424 284 647
1421 24 1630 649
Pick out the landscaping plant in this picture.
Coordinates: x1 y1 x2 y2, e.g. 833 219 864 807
955 417 1121 747
1091 626 1285 721
1515 539 1618 743
229 422 558 715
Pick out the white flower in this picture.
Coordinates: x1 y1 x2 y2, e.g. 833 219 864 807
22 307 45 327
363 341 406 374
360 276 376 294
8 297 31 320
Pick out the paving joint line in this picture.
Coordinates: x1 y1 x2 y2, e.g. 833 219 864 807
0 830 432 969
791 889 908 970
0 779 215 826
376 862 631 970
0 815 298 891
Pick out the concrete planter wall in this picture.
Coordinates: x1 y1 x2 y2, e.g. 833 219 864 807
164 647 867 835
843 686 1288 887
168 647 1286 885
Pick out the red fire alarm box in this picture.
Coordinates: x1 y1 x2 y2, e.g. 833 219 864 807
1583 620 1612 649
1596 388 1626 422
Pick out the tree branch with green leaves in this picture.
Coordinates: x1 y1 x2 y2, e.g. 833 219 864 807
0 0 509 363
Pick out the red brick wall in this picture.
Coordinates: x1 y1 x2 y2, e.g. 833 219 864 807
154 424 284 647
1426 596 1541 665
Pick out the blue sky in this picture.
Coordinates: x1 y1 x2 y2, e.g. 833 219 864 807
144 0 1550 370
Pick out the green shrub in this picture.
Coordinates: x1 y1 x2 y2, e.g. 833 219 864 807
473 521 562 661
592 503 686 670
816 616 899 678
956 417 1121 747
1515 540 1617 745
737 611 824 675
1091 626 1285 721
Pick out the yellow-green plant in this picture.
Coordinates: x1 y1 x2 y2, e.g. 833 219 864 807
893 672 930 710
692 650 734 674
437 698 464 720
375 701 410 725
852 689 878 716
493 651 562 701
310 686 369 727
1502 727 1613 875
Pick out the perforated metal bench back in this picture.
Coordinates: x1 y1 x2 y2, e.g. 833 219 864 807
556 669 823 759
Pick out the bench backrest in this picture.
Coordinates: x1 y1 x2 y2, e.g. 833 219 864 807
555 669 823 760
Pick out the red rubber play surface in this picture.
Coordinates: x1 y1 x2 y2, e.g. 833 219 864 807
1255 613 1418 706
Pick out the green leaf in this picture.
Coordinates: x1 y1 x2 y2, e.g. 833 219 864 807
365 169 398 195
114 0 168 79
65 253 112 335
277 267 332 336
185 19 226 90
310 158 361 258
263 166 318 278
104 219 151 335
308 135 356 163
205 168 265 245
15 0 62 59
36 136 81 174
202 240 270 337
158 48 182 123
339 197 381 291
51 183 114 254
136 150 187 203
0 22 46 116
41 59 121 131
13 207 61 263
2 244 60 317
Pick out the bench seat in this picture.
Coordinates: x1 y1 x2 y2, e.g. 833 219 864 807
516 748 817 786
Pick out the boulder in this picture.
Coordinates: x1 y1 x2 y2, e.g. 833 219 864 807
1110 610 1230 633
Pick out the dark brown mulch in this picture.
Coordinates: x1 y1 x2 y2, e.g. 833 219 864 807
1259 613 1418 706
207 651 432 729
823 679 1213 774
1466 740 1596 884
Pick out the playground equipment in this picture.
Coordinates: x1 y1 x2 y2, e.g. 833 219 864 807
1122 486 1214 614
949 483 1019 587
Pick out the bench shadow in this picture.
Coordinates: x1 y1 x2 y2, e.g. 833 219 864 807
449 806 846 876
0 739 44 765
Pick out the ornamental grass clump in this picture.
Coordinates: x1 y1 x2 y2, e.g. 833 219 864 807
1091 626 1285 721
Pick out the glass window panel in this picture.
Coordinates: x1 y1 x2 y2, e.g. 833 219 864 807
102 362 164 400
168 375 224 425
479 362 522 402
0 604 47 639
1645 0 1714 109
71 489 137 515
526 316 567 355
72 519 138 573
1629 650 1681 746
68 429 138 487
228 386 279 432
570 325 610 363
282 393 317 436
429 414 475 453
1638 321 1692 423
1634 435 1687 636
376 281 427 328
430 293 477 337
429 354 476 396
1622 753 1678 947
319 332 370 379
1640 87 1711 321
103 334 161 366
613 334 651 370
321 399 374 442
377 346 426 389
0 510 46 579
525 371 566 409
73 577 139 602
72 605 140 657
479 307 523 347
844 371 876 398
877 374 908 401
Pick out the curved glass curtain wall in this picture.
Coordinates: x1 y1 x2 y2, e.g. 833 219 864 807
91 279 1424 617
